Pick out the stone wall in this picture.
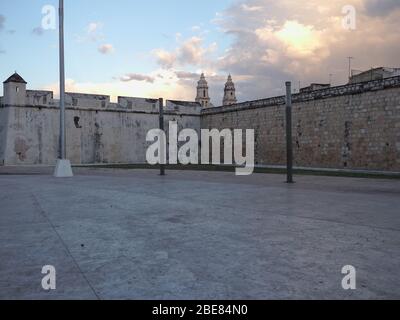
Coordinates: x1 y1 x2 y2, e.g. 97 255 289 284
1 76 399 170
201 76 400 171
0 94 201 165
0 107 9 165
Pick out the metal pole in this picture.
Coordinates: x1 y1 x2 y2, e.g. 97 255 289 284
285 82 294 183
159 98 165 176
348 56 353 81
59 0 66 159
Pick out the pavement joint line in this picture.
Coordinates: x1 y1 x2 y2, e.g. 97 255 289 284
30 191 101 300
273 212 400 233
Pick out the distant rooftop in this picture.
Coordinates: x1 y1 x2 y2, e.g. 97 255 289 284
300 83 331 93
168 100 201 107
4 72 27 84
349 67 400 84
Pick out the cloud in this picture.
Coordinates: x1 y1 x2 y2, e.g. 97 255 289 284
241 4 263 12
153 49 177 69
88 22 100 34
175 71 199 80
256 20 330 59
153 36 217 69
38 0 400 106
191 25 201 32
98 44 114 54
43 69 197 103
77 22 115 56
87 22 104 41
179 37 209 65
364 0 400 16
0 15 5 32
209 0 400 100
119 73 155 83
32 27 44 36
151 35 224 103
76 22 105 43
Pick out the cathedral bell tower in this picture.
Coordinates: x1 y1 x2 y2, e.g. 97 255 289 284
195 73 211 108
223 74 237 106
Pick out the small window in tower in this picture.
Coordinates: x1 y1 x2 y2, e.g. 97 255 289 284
16 87 19 93
203 90 206 97
231 92 233 96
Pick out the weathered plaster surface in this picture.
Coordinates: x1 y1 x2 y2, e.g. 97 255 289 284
0 107 9 165
0 93 201 165
0 76 399 170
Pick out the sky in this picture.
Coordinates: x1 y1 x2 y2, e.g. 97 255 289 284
0 0 399 105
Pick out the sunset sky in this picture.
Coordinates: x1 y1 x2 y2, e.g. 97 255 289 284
0 0 399 104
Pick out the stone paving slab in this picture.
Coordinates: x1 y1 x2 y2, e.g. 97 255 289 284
0 168 399 299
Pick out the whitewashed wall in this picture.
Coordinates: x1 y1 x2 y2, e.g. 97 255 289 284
0 92 201 165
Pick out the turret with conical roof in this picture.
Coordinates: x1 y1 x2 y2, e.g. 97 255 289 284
195 73 211 108
4 72 27 84
223 74 237 106
3 72 27 106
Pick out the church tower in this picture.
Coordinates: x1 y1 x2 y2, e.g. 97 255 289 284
195 73 211 108
223 74 237 106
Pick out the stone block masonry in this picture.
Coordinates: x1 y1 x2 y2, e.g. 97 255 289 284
0 74 399 171
201 76 400 171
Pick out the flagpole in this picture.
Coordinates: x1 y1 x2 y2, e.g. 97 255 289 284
54 0 73 177
59 0 66 159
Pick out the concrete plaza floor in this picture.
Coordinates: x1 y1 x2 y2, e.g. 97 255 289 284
0 167 399 300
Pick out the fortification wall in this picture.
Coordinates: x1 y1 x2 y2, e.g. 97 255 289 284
0 107 9 165
201 77 400 171
0 94 201 165
1 77 399 170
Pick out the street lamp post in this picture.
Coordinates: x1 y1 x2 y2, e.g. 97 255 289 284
159 98 166 176
54 0 73 177
285 81 294 184
348 56 354 81
59 0 66 160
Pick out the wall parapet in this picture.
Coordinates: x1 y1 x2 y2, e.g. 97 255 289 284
0 90 201 116
202 75 400 115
